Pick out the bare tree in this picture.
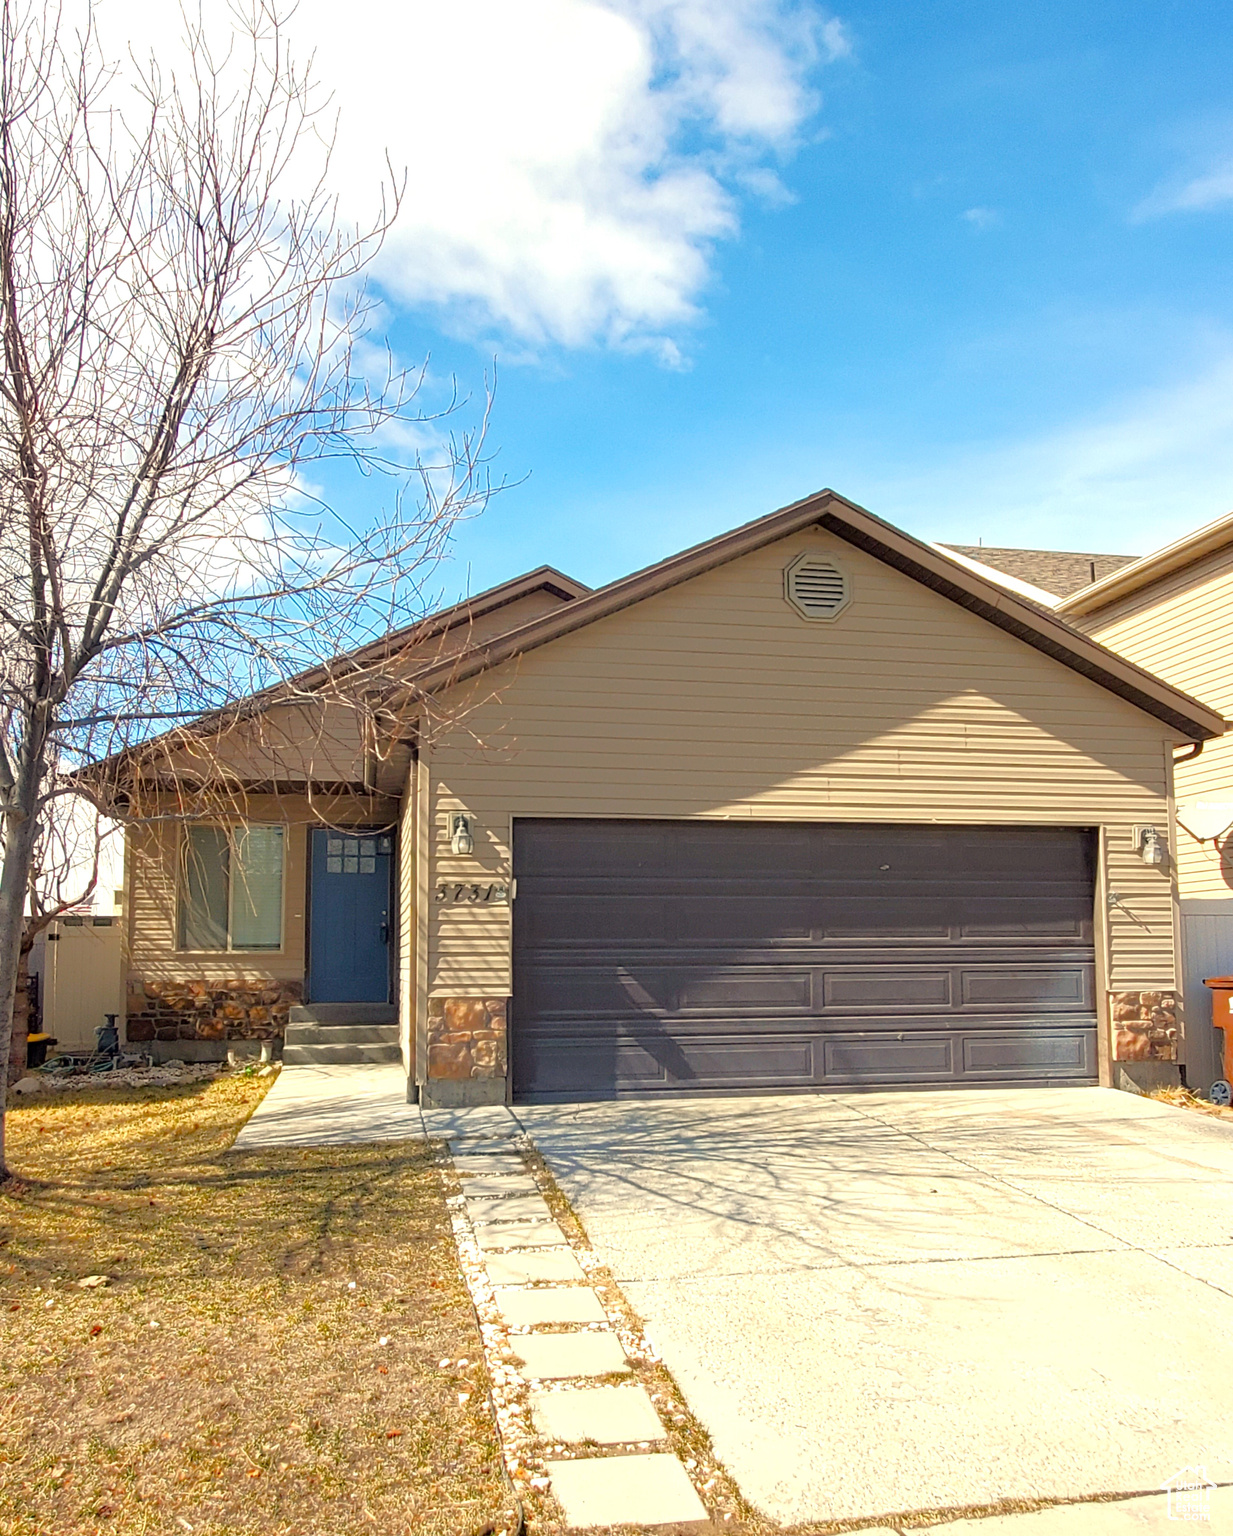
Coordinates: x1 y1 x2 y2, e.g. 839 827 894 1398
0 0 491 1174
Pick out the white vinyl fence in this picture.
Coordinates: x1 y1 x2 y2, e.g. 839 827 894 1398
38 916 124 1052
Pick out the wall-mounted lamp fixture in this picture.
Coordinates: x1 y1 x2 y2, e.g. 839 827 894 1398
1135 825 1166 866
450 812 474 857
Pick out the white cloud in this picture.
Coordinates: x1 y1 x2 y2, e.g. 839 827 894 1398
1133 160 1233 221
869 353 1233 554
961 206 998 230
94 1 843 355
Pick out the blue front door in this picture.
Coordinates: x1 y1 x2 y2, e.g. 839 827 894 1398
309 829 392 1003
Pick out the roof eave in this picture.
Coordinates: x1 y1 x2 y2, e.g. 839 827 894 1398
400 488 1225 743
1059 510 1233 618
84 564 590 783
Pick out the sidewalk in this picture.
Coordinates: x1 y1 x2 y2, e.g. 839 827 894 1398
919 1485 1229 1533
230 1064 522 1148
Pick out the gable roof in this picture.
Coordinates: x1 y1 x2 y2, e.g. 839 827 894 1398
1058 509 1233 620
300 564 587 686
942 545 1139 599
84 564 589 789
397 488 1224 742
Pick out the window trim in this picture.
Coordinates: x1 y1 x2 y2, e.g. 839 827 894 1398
176 822 288 954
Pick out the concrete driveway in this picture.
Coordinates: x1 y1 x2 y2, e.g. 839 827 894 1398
516 1088 1233 1527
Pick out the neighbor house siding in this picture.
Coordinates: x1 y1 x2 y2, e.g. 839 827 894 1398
1071 545 1233 1086
1071 545 1233 902
425 530 1181 1028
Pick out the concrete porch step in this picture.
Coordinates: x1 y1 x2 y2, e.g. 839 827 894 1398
282 1040 403 1066
288 1003 396 1026
284 1022 399 1047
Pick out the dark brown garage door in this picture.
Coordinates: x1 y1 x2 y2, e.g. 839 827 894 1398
511 820 1097 1101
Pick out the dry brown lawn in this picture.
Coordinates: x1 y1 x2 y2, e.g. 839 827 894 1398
1150 1084 1233 1121
0 1075 514 1536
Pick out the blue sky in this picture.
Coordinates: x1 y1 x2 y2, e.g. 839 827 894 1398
286 2 1233 598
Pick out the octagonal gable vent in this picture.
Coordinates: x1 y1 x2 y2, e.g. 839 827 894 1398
784 554 849 620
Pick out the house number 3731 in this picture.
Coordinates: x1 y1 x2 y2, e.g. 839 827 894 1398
435 882 509 905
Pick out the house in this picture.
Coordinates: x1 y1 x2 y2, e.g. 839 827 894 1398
1058 511 1233 1094
100 490 1223 1104
940 545 1140 600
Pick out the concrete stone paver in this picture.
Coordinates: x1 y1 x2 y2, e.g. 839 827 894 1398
231 1064 416 1148
519 1088 1233 1526
485 1248 587 1284
928 1485 1231 1533
455 1174 541 1197
452 1152 528 1175
421 1103 520 1137
466 1193 556 1224
544 1453 708 1528
493 1286 608 1326
475 1221 567 1250
530 1384 667 1443
513 1331 630 1379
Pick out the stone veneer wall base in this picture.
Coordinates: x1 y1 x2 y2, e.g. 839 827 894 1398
126 978 301 1045
420 1077 508 1109
1113 1061 1183 1096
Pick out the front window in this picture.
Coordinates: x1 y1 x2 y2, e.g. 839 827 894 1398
178 824 284 951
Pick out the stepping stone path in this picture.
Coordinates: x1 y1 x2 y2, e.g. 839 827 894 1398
530 1384 667 1444
493 1286 607 1326
445 1133 711 1531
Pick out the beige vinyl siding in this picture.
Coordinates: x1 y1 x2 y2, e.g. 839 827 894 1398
426 529 1180 1001
157 700 371 786
126 792 398 987
1073 544 1233 905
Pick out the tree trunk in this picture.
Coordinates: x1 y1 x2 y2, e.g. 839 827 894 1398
6 935 32 1088
0 802 39 1179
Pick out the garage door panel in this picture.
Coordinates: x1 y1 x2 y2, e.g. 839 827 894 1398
822 1035 956 1079
518 897 675 947
961 1031 1094 1075
521 967 675 1017
670 1039 816 1084
512 821 1097 1099
674 971 814 1011
959 967 1091 1007
671 898 814 944
823 969 953 1007
956 902 1093 940
824 911 953 940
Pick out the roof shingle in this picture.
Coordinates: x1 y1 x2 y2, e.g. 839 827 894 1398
942 545 1139 599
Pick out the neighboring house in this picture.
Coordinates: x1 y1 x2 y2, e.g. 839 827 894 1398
1058 512 1233 1093
97 490 1222 1105
940 545 1141 601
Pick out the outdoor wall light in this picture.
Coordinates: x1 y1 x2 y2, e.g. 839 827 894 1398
450 812 474 856
1136 825 1166 866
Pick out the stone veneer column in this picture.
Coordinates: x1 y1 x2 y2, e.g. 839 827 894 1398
423 996 509 1107
1111 990 1178 1062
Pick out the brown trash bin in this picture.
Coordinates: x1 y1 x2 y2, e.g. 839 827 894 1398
1201 976 1233 1084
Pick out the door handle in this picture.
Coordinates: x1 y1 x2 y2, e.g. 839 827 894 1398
379 923 389 945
